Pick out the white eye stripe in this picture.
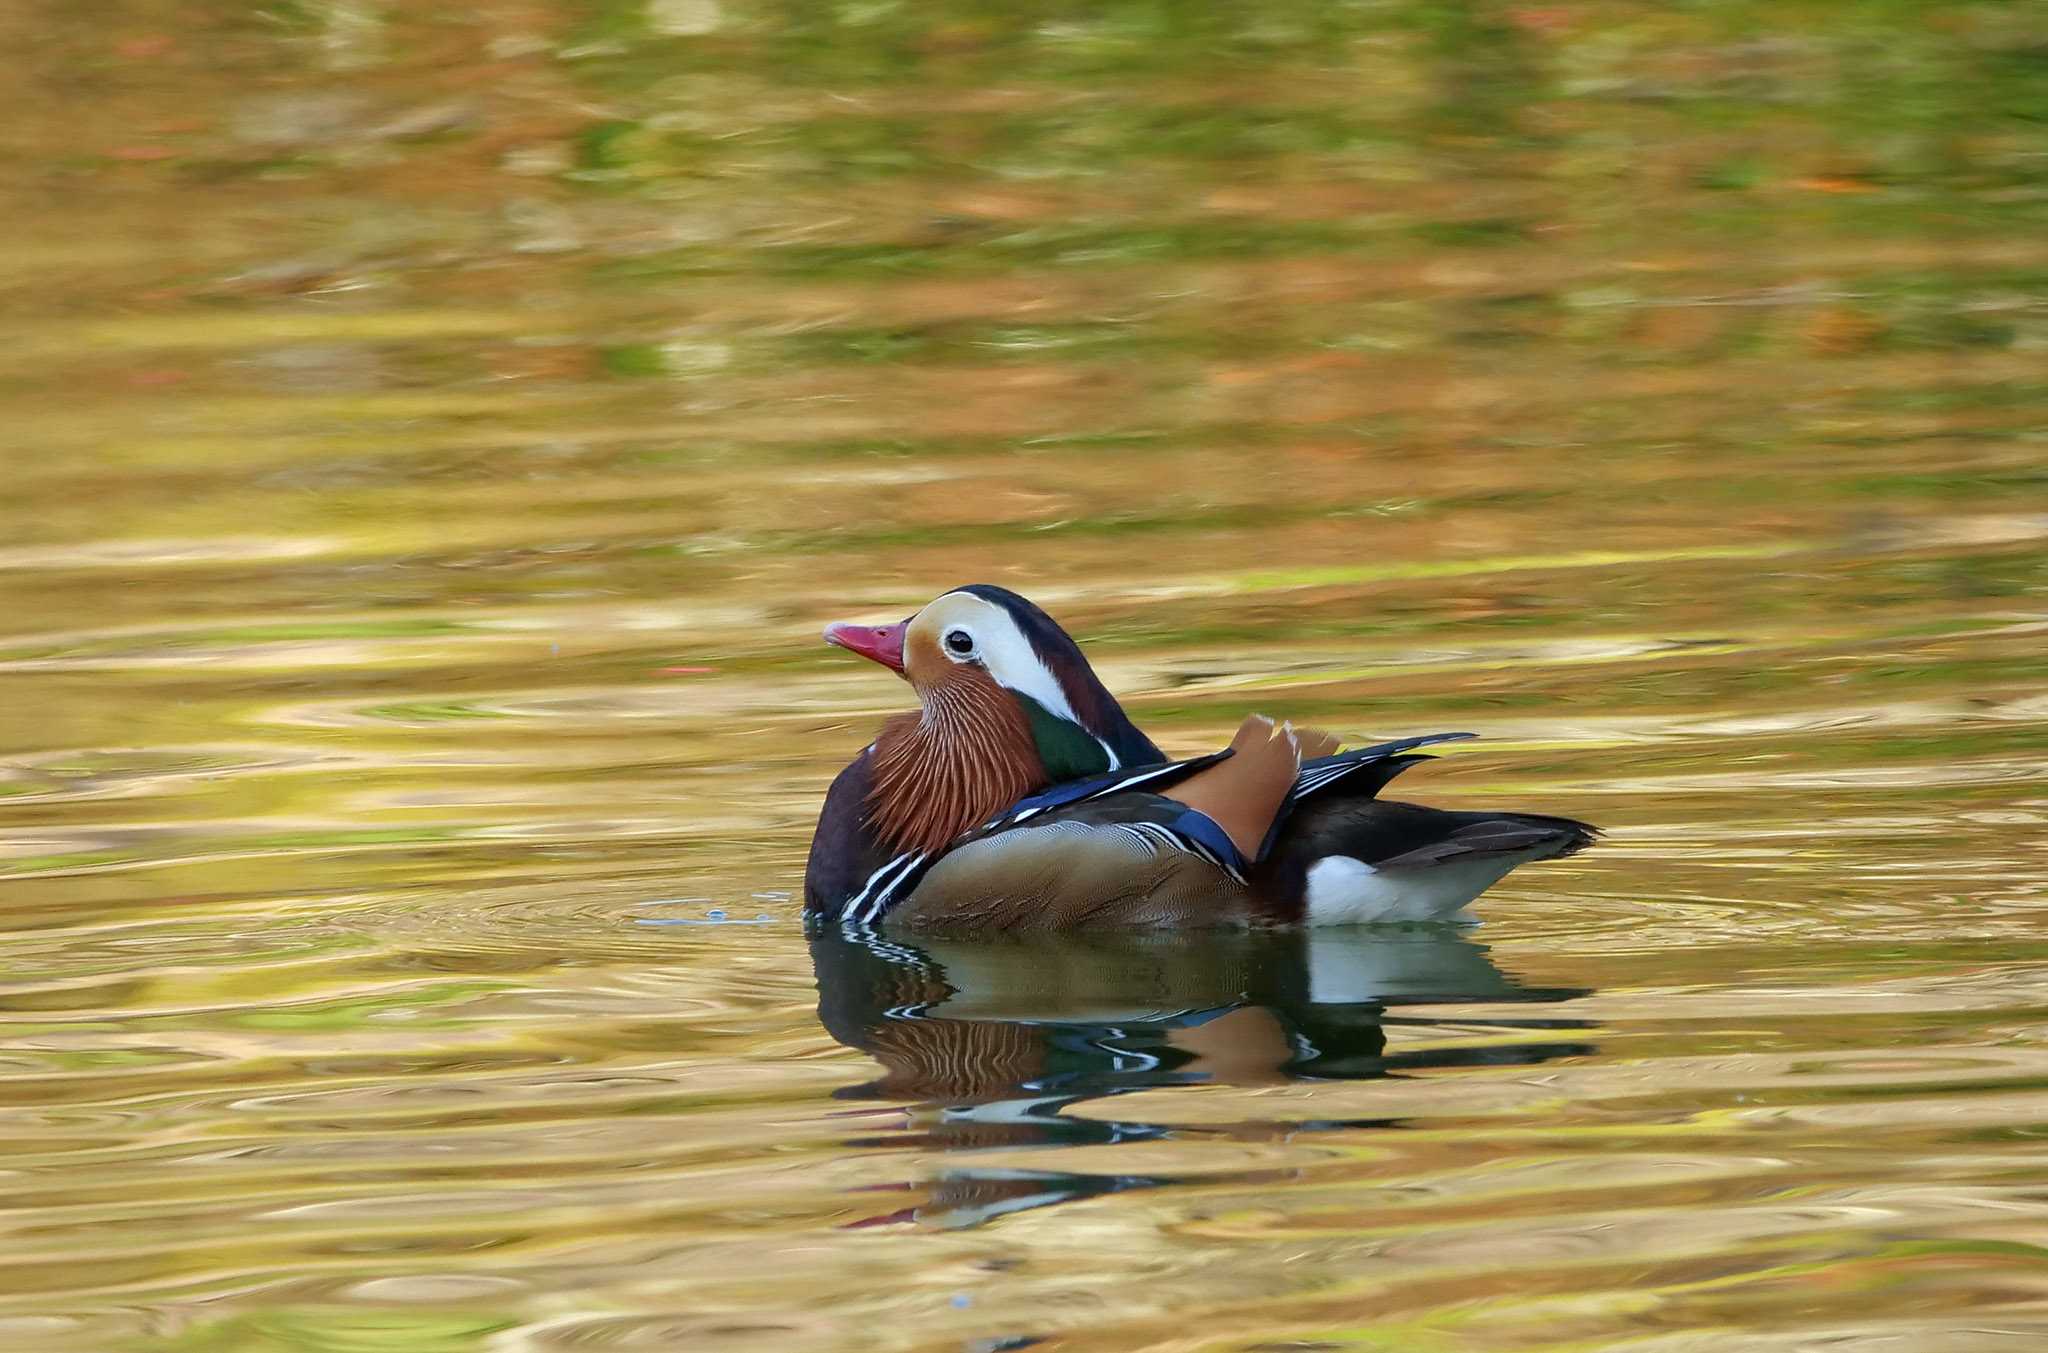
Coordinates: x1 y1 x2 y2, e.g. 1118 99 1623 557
927 594 1122 770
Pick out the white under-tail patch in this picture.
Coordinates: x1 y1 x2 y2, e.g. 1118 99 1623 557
1303 853 1529 926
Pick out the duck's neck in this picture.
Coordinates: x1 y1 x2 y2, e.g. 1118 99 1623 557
866 685 1046 856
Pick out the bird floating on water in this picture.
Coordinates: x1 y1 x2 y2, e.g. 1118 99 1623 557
805 585 1596 930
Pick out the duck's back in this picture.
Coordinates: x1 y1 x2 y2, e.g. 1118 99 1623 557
804 736 1596 930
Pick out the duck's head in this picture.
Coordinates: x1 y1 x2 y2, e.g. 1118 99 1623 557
825 584 1163 788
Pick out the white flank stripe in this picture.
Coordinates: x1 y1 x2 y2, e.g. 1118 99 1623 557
849 851 925 924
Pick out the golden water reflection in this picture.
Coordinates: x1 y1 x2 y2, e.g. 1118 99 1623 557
811 928 1593 1229
6 0 2048 1348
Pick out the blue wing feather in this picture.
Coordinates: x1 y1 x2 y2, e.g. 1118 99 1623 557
1002 748 1232 818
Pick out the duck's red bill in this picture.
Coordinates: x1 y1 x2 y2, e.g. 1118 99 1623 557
823 620 907 673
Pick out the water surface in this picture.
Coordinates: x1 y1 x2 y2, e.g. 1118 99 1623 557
4 3 2048 1349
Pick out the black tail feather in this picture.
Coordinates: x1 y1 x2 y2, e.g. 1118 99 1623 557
1375 813 1600 870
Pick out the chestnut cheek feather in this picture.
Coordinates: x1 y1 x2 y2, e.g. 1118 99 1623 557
902 624 945 688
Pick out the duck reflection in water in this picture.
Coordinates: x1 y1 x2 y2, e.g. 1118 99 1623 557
811 925 1595 1229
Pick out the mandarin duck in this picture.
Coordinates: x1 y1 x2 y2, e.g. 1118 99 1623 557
805 585 1596 930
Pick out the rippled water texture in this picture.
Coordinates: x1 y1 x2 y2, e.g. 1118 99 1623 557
6 3 2048 1350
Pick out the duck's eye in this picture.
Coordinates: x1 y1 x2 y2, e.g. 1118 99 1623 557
943 628 976 658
